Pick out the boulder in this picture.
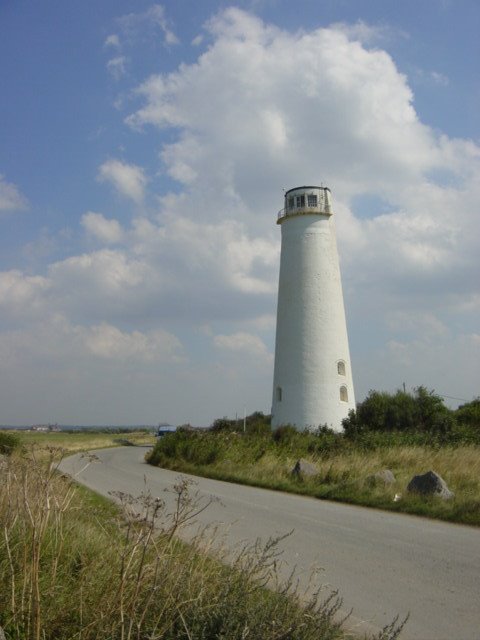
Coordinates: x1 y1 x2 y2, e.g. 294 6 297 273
406 470 454 500
291 458 318 478
366 469 396 487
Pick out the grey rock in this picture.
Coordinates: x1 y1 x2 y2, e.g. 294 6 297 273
366 469 396 487
407 470 454 500
291 458 318 478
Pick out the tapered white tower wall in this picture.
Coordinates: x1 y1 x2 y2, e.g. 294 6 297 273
271 186 355 432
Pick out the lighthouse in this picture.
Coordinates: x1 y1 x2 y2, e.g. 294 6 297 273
271 185 355 432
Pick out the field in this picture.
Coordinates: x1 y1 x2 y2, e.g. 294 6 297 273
12 428 155 455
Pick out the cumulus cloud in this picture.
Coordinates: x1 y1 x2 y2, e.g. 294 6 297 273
81 211 124 244
98 159 147 203
1 7 479 423
127 7 437 210
0 175 28 212
49 249 146 300
125 7 479 301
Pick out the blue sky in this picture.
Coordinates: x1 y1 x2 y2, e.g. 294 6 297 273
0 0 479 425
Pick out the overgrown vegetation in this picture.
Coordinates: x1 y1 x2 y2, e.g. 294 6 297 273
1 449 404 640
147 390 480 525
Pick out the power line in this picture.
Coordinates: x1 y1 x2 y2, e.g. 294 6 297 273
438 394 469 403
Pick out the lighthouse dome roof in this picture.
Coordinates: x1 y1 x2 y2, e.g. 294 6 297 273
278 185 333 223
284 185 330 195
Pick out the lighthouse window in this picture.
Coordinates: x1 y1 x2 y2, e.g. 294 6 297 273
276 386 282 402
296 195 305 208
288 196 294 209
337 361 346 376
307 194 317 207
340 386 348 402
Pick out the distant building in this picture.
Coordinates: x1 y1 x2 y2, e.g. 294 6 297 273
30 423 60 432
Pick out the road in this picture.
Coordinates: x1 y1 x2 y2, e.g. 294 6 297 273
59 446 480 640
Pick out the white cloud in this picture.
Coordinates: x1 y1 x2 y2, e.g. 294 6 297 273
104 33 121 48
431 71 449 86
214 331 272 360
130 215 278 298
127 8 437 206
98 159 147 203
49 249 145 296
0 270 50 316
118 4 179 46
0 175 28 212
83 322 183 362
0 312 184 373
330 19 404 45
81 211 124 244
107 55 127 80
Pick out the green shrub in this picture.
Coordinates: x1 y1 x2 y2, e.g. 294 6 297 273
211 416 233 432
147 430 226 467
455 398 480 429
0 431 20 455
342 387 458 437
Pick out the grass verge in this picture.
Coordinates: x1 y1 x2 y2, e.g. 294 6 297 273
0 449 404 640
146 429 480 526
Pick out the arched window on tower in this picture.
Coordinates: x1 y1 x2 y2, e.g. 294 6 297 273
340 386 348 402
337 360 346 376
276 387 282 402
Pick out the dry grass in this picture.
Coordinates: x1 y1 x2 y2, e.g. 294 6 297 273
0 450 406 640
149 433 480 525
14 429 154 457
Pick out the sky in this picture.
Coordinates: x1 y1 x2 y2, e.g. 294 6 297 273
0 0 479 426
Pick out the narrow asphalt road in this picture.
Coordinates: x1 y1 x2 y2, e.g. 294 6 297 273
59 447 480 640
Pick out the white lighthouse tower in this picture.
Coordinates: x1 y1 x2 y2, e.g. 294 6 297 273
271 185 355 432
